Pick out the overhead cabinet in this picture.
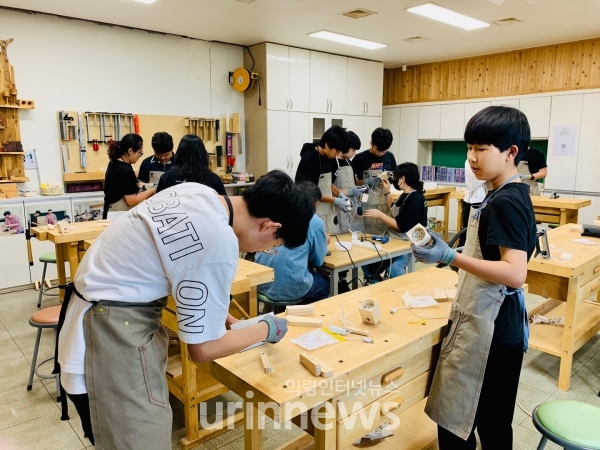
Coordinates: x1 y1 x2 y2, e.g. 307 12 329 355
265 44 310 112
346 58 384 116
574 93 600 193
266 110 310 176
345 115 382 153
309 51 348 115
520 96 551 138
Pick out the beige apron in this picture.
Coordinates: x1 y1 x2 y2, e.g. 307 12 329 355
333 159 363 234
363 169 388 235
386 195 409 241
149 170 165 186
517 161 540 195
316 172 340 235
106 198 132 220
425 178 528 439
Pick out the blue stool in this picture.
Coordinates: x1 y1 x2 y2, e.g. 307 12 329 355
257 292 303 314
37 252 59 308
532 400 600 449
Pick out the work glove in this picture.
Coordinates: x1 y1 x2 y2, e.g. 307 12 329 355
333 193 352 213
347 186 368 198
259 315 288 343
411 230 457 266
364 175 379 188
520 174 530 181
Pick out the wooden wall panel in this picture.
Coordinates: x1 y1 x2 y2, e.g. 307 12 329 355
384 37 600 105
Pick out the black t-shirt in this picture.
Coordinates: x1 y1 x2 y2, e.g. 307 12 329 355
522 147 547 175
330 158 352 184
477 182 536 346
156 169 227 195
103 160 139 218
393 191 428 232
351 150 397 181
137 155 174 183
295 143 334 186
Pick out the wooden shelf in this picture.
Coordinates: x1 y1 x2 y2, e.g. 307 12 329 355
0 152 25 155
63 172 105 182
0 101 35 110
0 178 28 183
529 301 600 356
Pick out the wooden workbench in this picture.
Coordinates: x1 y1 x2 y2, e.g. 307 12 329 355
31 221 112 300
322 233 413 295
526 225 600 391
195 268 457 450
450 190 591 232
392 186 456 241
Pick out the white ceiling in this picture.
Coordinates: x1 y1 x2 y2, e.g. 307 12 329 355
1 0 599 67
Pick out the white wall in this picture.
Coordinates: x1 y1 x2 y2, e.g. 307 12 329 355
0 9 245 189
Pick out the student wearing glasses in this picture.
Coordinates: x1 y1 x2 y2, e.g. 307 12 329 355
103 133 156 219
255 182 330 305
137 132 175 186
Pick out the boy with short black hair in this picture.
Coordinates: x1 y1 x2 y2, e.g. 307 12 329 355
412 106 536 449
138 131 175 184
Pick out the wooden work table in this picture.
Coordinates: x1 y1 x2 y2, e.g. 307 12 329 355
196 267 457 450
392 186 456 241
322 233 413 295
31 221 112 300
526 225 600 391
450 190 591 231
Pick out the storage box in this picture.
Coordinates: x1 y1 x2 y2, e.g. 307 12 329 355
0 183 17 198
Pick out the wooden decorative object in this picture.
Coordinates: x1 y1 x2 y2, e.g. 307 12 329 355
286 315 322 327
359 298 382 325
286 305 314 316
433 289 448 303
342 326 370 336
299 353 321 376
260 352 274 374
446 289 457 301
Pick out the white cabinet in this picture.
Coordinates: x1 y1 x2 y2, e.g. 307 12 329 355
310 52 347 114
545 94 583 191
267 110 310 176
399 106 420 163
575 93 600 193
418 105 441 140
491 98 520 108
346 115 382 153
520 96 551 138
0 202 32 289
266 44 310 112
347 59 384 116
382 107 401 159
464 101 491 126
309 114 346 145
440 104 465 140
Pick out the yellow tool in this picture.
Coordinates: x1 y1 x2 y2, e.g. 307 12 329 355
409 319 427 325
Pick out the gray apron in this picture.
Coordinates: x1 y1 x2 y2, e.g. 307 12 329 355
425 177 529 439
363 169 388 235
316 172 340 235
386 195 409 241
517 161 540 195
333 159 363 234
149 170 165 186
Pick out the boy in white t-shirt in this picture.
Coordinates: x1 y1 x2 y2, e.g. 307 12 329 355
57 170 314 449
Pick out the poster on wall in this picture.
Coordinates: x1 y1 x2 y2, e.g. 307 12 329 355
25 202 72 227
0 207 25 235
552 125 577 156
72 198 104 222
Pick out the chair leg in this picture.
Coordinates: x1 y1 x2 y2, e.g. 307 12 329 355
536 436 548 450
54 328 60 402
37 263 47 308
27 327 42 390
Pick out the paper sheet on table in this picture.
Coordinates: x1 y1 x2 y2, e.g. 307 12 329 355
230 313 273 352
571 239 599 245
290 329 339 351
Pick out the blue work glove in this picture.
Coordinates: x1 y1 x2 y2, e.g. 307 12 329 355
333 193 352 213
520 174 530 181
259 315 288 343
347 186 367 198
364 175 379 188
411 230 457 266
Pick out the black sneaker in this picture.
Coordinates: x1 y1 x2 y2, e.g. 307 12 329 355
338 280 351 294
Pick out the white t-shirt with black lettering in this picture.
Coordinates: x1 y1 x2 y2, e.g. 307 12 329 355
58 183 238 394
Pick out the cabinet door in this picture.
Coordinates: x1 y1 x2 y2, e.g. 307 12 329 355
399 106 419 162
289 47 310 112
310 113 329 145
520 96 551 138
309 51 330 114
289 112 310 176
575 93 600 193
464 101 491 126
440 104 465 140
364 116 382 151
266 110 291 173
265 44 290 111
345 115 366 151
418 105 441 140
328 55 347 114
365 61 384 117
382 107 401 159
491 98 520 108
0 202 32 289
346 58 367 115
545 94 583 191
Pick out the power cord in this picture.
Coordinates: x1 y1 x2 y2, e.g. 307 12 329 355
390 306 449 320
333 234 365 289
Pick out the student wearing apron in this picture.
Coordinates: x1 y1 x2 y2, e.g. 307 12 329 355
137 131 174 185
295 126 352 235
102 134 156 219
362 163 427 282
350 127 396 235
517 146 547 196
411 106 536 449
57 171 310 449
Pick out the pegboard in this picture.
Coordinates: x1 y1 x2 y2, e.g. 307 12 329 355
58 111 241 181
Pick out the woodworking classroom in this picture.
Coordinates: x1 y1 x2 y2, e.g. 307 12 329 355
2 0 600 449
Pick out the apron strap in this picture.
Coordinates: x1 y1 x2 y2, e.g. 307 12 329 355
473 174 520 220
223 195 234 227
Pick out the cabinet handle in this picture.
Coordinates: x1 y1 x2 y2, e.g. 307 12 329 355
363 102 366 115
330 99 333 112
380 395 404 416
290 97 294 110
381 367 405 386
591 283 599 292
594 265 600 275
290 155 294 171
286 96 289 110
326 99 330 112
366 102 369 114
286 155 290 169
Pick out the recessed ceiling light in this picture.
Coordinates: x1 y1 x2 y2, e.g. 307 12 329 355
132 0 158 3
407 3 490 30
308 31 386 50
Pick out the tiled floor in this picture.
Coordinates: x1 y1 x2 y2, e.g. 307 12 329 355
0 286 598 450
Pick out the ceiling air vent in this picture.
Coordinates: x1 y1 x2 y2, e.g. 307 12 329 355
236 0 257 3
340 8 376 19
493 17 522 26
403 36 428 43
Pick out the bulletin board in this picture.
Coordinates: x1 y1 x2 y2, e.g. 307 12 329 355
58 111 241 182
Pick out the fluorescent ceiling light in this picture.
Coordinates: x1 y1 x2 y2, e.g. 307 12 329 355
309 31 386 50
132 0 158 4
407 3 490 30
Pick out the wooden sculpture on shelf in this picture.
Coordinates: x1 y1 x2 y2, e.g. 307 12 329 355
0 38 34 109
